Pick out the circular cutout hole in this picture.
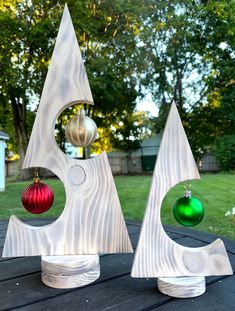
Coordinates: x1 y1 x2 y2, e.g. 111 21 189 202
7 167 66 225
161 179 207 247
54 103 97 159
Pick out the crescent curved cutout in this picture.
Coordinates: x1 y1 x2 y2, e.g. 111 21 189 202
3 5 133 257
131 102 232 277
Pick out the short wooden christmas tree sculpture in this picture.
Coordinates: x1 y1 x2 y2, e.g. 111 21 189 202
131 102 232 298
3 4 133 289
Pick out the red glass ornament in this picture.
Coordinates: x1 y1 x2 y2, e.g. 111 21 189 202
22 176 54 214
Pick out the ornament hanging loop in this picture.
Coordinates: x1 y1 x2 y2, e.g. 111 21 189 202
34 168 40 184
183 183 191 191
183 183 191 198
77 108 86 116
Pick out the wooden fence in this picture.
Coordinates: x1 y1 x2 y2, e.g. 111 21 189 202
5 152 220 178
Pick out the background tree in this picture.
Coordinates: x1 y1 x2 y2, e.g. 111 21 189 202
1 0 235 174
0 0 149 178
186 0 235 160
139 0 235 160
0 0 60 177
213 134 235 171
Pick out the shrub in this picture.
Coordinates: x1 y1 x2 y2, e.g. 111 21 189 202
213 134 235 171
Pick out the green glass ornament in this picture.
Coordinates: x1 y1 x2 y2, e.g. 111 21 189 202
173 190 204 227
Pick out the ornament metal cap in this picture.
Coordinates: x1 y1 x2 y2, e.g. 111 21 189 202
184 190 192 198
77 108 86 116
184 184 192 198
33 168 40 184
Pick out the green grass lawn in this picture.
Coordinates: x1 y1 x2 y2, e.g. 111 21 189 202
0 174 235 239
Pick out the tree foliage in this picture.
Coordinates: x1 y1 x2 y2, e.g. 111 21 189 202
0 0 149 176
1 0 235 173
0 0 61 177
213 134 235 171
140 0 235 159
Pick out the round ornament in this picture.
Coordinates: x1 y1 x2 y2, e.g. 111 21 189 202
65 109 98 147
22 171 54 214
173 189 204 227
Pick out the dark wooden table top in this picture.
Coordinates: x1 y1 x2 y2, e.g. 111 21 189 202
0 219 234 311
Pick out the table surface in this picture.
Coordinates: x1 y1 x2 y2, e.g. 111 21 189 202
0 219 235 311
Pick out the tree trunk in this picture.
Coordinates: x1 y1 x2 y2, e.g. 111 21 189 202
10 95 31 180
56 115 66 153
174 66 184 112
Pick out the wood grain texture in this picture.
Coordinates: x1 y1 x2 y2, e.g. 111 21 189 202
3 5 133 258
131 102 232 278
3 153 133 256
1 220 235 310
158 276 206 298
41 255 100 288
23 4 94 183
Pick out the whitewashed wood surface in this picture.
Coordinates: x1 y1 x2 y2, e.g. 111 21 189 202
131 102 232 278
158 276 206 298
3 5 133 257
24 4 94 183
3 152 133 256
41 255 100 289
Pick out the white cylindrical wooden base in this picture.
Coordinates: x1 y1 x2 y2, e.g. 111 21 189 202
157 276 206 298
41 255 100 289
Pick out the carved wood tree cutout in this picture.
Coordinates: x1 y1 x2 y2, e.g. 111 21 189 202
131 102 232 297
3 4 133 289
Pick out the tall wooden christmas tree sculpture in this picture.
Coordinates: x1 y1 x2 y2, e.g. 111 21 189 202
3 4 133 289
131 102 232 298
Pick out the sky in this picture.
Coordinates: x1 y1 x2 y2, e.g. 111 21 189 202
136 94 159 117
